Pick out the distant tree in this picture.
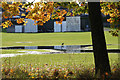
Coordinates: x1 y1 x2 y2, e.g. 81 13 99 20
101 2 120 37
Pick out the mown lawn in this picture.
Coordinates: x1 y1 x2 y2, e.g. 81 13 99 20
1 31 118 49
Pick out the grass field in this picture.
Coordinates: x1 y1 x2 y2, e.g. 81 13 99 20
1 31 120 79
1 31 119 65
2 53 119 67
1 31 118 49
1 32 92 47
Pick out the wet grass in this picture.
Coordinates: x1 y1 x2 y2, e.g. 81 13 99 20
2 49 50 54
86 44 119 49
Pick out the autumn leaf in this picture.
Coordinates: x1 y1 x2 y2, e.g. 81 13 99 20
81 3 84 6
26 10 29 12
56 21 58 24
21 13 26 16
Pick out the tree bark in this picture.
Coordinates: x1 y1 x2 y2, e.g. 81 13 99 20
88 2 111 78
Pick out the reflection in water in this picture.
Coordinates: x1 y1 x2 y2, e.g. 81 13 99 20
0 45 120 53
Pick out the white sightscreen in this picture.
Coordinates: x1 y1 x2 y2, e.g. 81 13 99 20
15 25 23 32
54 22 62 32
62 21 66 32
66 16 81 31
24 19 38 32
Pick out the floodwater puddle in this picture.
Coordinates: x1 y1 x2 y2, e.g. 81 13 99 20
0 45 92 52
0 45 120 58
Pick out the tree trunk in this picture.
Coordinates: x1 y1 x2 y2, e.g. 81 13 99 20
88 2 111 78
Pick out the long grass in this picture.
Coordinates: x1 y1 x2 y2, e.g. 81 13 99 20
2 53 120 79
2 53 119 67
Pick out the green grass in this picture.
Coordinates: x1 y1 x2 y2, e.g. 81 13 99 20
2 49 50 54
1 30 119 79
2 53 119 68
1 31 118 49
2 32 91 47
1 31 119 67
86 44 118 49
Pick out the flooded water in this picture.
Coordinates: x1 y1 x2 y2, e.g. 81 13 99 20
1 45 92 49
0 45 120 58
